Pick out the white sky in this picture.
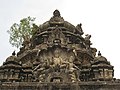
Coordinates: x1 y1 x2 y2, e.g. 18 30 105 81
0 0 120 79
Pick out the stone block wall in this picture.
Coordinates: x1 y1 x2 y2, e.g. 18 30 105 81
0 81 120 90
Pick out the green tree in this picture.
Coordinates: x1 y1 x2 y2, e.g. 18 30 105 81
7 16 37 48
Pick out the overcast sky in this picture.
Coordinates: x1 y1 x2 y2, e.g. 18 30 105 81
0 0 120 79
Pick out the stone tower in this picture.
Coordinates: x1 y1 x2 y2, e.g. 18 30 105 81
0 10 118 90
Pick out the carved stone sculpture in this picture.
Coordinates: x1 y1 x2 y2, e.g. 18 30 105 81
0 10 114 84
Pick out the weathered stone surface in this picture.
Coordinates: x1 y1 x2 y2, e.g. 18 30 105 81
0 81 120 90
0 10 118 89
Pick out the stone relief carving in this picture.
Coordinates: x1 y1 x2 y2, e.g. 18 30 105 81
32 47 80 82
75 23 84 35
0 10 114 83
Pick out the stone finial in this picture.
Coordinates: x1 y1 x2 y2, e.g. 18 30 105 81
53 9 61 17
98 51 101 56
12 51 16 56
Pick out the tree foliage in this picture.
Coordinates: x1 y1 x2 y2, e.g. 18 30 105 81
7 16 37 48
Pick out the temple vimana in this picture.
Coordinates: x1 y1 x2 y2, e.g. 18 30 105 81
0 10 120 90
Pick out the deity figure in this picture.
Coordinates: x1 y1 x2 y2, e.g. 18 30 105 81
85 34 92 49
33 48 80 82
52 48 63 72
67 56 80 82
